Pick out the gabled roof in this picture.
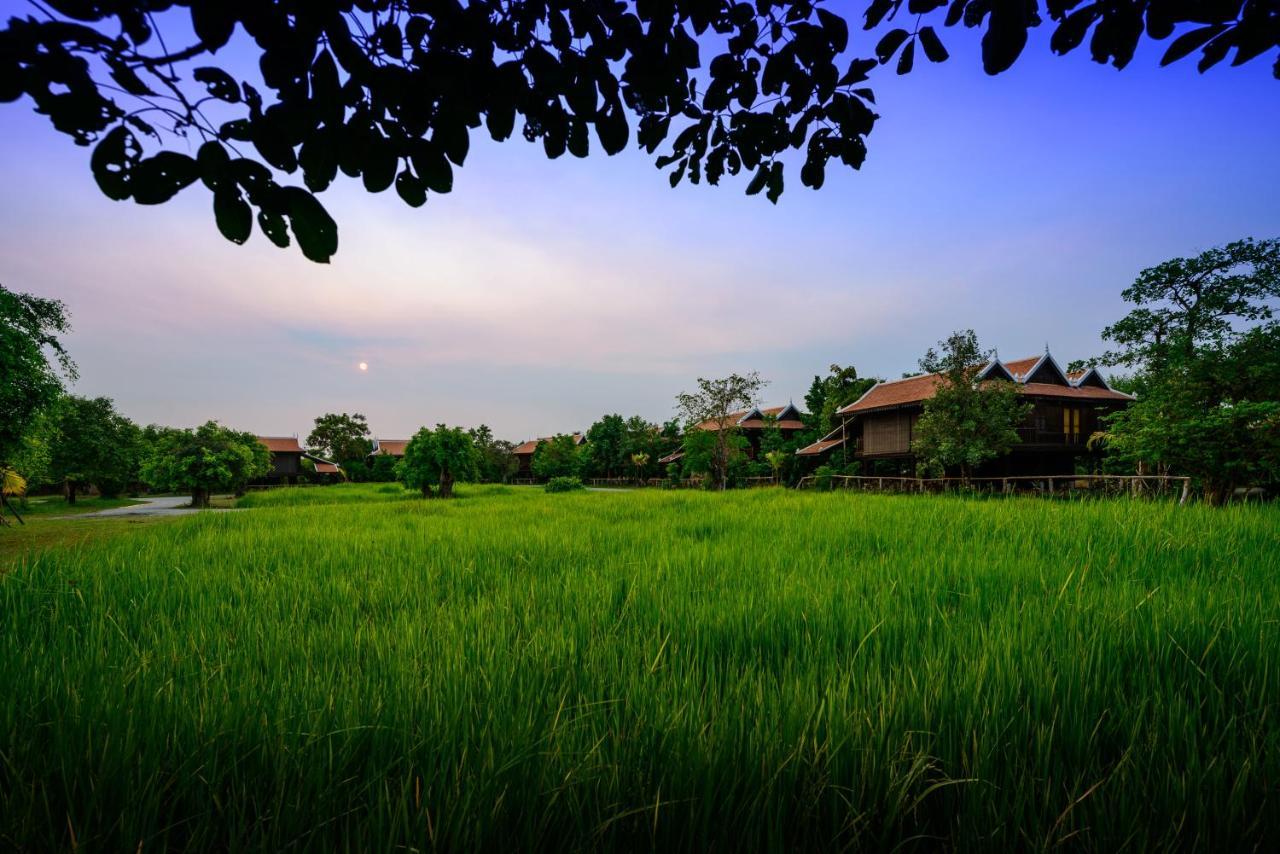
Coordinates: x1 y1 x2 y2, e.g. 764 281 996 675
312 461 341 474
258 436 304 454
513 433 584 456
838 351 1132 415
371 439 410 457
695 405 805 432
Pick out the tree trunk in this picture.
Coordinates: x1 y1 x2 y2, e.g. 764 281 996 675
65 481 77 504
439 470 455 499
190 487 210 509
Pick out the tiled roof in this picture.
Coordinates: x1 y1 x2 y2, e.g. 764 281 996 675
373 439 410 456
1002 356 1041 377
694 405 804 431
839 354 1132 415
313 462 341 474
796 437 845 457
258 436 303 453
839 374 944 414
513 433 584 456
658 450 685 465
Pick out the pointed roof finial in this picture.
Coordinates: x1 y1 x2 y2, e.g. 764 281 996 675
1045 341 1051 354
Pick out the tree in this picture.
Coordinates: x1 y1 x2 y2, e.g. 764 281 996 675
910 330 1031 479
397 424 478 498
804 364 879 438
306 412 372 464
47 396 143 503
584 414 628 478
141 421 270 508
676 372 765 490
1086 238 1280 501
1 284 76 469
469 424 519 483
764 449 787 484
1099 327 1280 503
532 434 583 481
1091 238 1280 371
630 452 650 483
369 453 399 482
4 4 1269 263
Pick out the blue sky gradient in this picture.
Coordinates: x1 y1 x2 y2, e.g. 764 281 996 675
1 3 1276 441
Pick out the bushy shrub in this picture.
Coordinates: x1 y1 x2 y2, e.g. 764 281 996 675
545 476 584 493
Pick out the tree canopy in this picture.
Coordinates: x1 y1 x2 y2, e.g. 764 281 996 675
1090 237 1280 501
397 424 478 497
676 371 764 489
3 1 1272 262
141 421 271 507
0 284 75 468
1090 237 1280 370
910 330 1030 478
47 395 143 502
532 433 583 480
306 411 373 463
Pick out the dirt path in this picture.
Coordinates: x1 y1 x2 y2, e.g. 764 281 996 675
54 496 235 519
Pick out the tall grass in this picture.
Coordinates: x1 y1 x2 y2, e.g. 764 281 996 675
1 485 1278 850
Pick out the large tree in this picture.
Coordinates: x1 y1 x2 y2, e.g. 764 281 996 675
469 424 519 483
0 284 75 469
306 412 373 463
397 424 478 498
531 433 583 480
3 3 1271 263
1092 237 1280 370
1088 237 1280 501
584 414 629 478
47 395 143 502
910 330 1030 479
141 421 271 507
676 371 765 490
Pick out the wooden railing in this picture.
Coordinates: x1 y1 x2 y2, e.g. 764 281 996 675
795 474 1193 504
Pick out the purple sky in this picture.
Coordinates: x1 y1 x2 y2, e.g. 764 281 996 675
2 5 1277 443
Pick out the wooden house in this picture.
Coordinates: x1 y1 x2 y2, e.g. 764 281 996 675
513 433 584 479
256 436 305 484
795 352 1132 476
659 403 806 466
368 439 410 460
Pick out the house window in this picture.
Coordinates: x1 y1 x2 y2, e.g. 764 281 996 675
1062 408 1081 438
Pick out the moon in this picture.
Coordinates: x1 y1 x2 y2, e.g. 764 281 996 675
358 362 368 372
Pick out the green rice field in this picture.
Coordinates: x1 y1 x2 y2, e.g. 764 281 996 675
1 484 1278 850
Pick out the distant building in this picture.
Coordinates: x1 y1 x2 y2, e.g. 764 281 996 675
512 433 584 479
659 403 806 466
256 436 305 484
796 352 1133 477
368 439 410 461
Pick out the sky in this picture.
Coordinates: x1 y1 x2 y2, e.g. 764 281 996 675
2 4 1277 442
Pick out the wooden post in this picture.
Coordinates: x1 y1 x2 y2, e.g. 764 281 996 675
1048 477 1054 496
1179 478 1190 506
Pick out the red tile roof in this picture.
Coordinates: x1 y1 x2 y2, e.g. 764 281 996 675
513 434 584 456
312 462 341 474
694 405 804 431
1002 356 1041 377
373 440 410 457
258 436 303 453
839 356 1131 415
796 437 846 456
